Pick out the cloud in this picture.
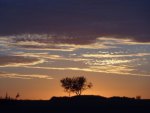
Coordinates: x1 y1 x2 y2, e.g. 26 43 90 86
0 55 44 67
10 34 97 46
85 59 132 66
82 53 150 58
0 33 150 78
0 35 114 52
0 0 150 43
6 35 150 52
0 71 53 79
22 65 150 77
97 37 150 45
13 52 65 60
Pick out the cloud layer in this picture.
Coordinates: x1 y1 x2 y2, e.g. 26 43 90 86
0 0 150 43
1 36 150 78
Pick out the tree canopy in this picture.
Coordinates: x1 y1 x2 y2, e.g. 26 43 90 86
60 76 92 96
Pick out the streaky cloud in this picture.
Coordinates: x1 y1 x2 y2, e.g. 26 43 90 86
22 65 150 77
0 55 45 67
0 71 53 79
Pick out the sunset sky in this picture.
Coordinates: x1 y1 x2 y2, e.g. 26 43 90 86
0 0 150 100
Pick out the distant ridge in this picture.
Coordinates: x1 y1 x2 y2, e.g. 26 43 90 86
0 95 150 113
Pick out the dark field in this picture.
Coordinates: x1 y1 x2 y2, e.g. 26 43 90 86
0 95 150 113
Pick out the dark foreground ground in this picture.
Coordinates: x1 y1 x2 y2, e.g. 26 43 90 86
0 95 150 113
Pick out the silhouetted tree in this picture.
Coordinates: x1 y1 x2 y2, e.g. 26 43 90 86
60 76 92 96
60 77 72 96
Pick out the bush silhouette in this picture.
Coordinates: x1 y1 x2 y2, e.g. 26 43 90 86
60 76 92 96
16 93 20 100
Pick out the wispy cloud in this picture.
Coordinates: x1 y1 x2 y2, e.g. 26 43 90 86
1 35 150 55
0 71 53 79
8 35 150 51
22 65 150 77
0 36 150 78
0 55 45 67
82 53 150 58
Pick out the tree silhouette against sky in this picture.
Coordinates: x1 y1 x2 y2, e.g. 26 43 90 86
60 76 92 96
